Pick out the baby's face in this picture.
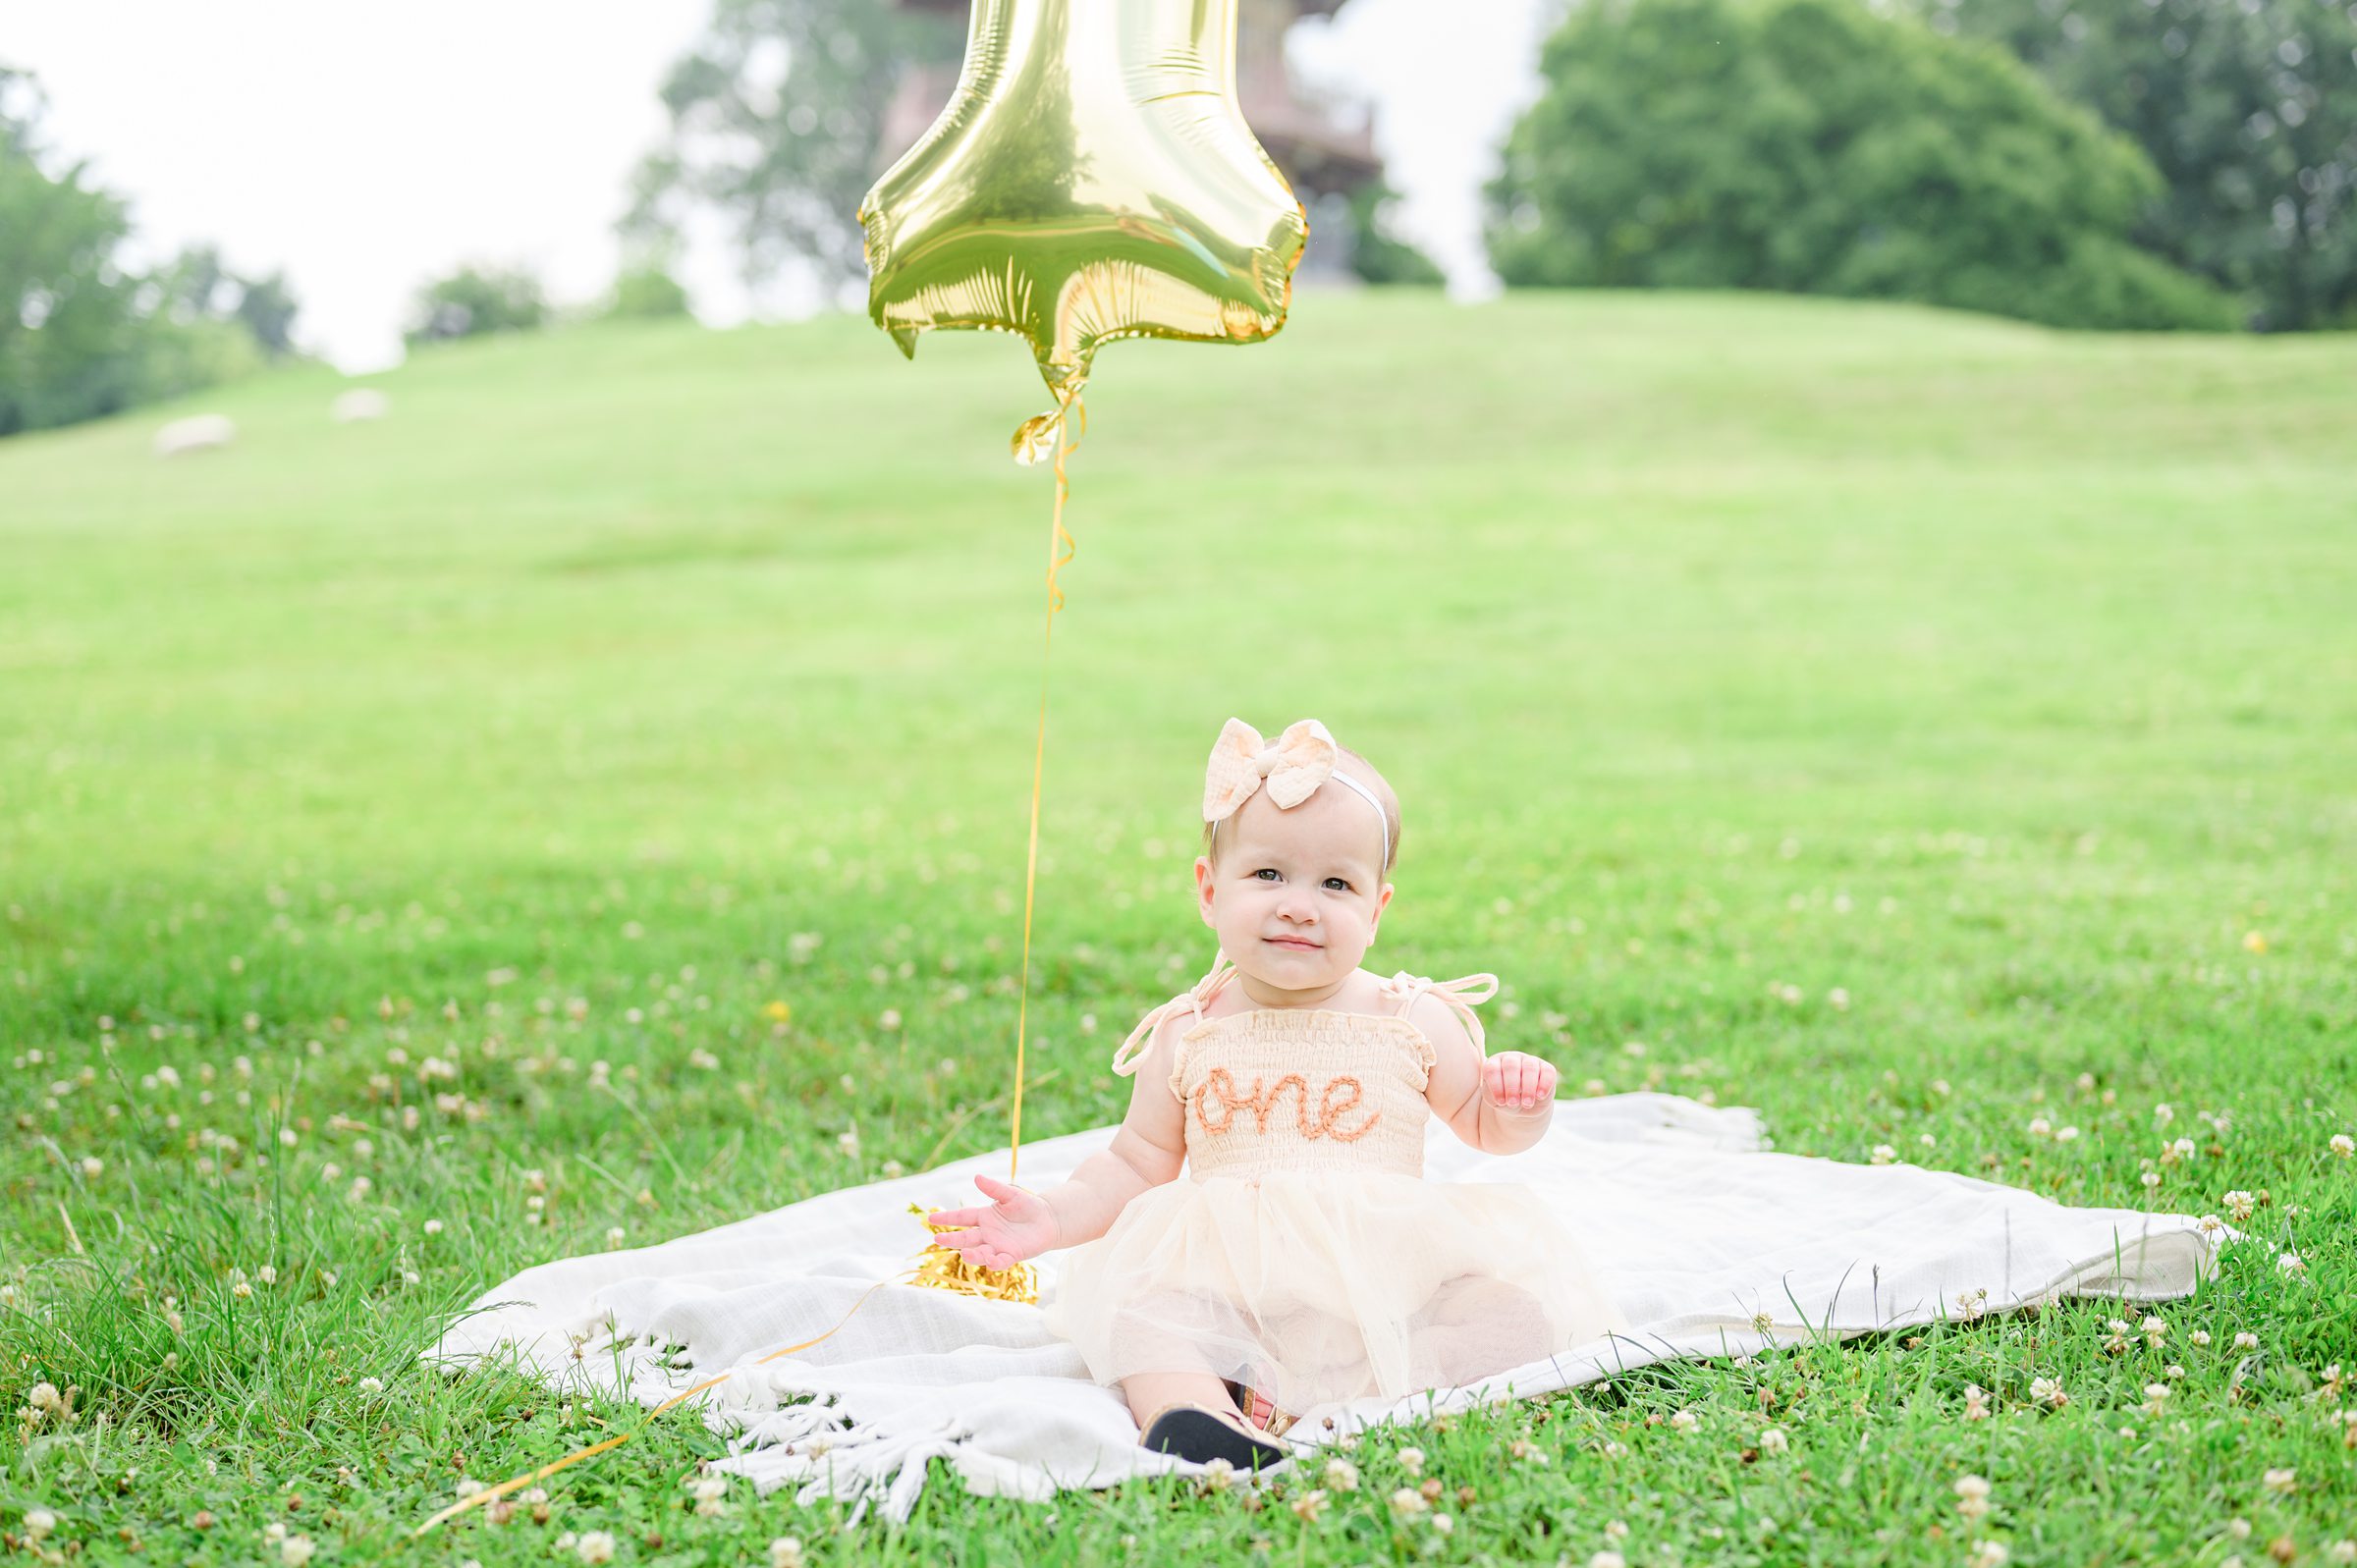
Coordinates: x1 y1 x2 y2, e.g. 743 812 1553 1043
1195 784 1393 995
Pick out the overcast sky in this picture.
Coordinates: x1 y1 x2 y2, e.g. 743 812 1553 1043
8 1 1555 373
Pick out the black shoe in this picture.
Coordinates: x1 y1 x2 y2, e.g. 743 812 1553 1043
1141 1403 1290 1469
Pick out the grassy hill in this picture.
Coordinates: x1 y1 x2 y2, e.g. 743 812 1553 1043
2 290 2353 1561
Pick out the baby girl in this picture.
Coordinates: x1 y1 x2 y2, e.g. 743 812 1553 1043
926 718 1626 1466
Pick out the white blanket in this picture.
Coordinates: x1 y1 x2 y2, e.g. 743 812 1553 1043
424 1093 2226 1523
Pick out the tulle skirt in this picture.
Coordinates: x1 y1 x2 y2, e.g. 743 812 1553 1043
1041 1170 1628 1418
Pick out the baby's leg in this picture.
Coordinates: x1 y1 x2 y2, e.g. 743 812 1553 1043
1121 1370 1244 1434
1408 1275 1556 1387
1110 1287 1254 1435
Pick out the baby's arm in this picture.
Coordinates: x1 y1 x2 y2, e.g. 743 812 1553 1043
1414 992 1559 1155
923 1012 1188 1269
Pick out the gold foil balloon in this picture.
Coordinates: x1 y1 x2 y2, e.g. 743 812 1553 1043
859 0 1309 401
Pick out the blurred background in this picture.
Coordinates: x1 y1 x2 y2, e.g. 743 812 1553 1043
6 0 2351 433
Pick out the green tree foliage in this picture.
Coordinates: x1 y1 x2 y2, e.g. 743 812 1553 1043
606 265 692 320
1931 0 2357 330
1486 0 2236 329
404 265 548 346
2 71 300 437
1347 180 1448 286
628 0 960 292
1 69 146 436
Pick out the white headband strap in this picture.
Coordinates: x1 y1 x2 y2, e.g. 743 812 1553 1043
1209 768 1391 872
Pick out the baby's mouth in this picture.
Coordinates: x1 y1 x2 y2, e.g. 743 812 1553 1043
1264 937 1321 949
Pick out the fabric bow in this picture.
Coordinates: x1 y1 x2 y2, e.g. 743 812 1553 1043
1202 718 1337 825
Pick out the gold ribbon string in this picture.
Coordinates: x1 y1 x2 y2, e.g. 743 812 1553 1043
1006 389 1083 1181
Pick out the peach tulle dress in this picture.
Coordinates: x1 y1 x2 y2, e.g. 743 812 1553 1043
1042 958 1629 1419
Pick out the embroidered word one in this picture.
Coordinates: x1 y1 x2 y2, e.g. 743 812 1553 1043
1193 1068 1380 1143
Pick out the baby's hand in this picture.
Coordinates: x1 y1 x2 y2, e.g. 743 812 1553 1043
1482 1051 1559 1113
924 1173 1061 1270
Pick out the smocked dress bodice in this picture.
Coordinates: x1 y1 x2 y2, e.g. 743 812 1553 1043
1107 952 1501 1183
1169 1010 1436 1180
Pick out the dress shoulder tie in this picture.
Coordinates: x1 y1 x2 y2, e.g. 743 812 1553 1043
1378 969 1501 1055
1110 950 1242 1076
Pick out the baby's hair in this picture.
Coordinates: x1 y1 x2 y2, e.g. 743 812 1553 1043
1201 741 1402 878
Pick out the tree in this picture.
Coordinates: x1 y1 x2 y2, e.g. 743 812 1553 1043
1486 0 2236 330
1347 180 1448 287
1930 0 2357 330
1 68 147 435
3 71 301 437
628 0 961 294
152 243 302 357
404 265 548 346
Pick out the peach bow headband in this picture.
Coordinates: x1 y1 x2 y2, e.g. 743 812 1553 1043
1202 718 1391 867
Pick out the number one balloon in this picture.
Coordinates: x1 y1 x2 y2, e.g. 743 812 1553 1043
860 0 1309 410
860 0 1309 1284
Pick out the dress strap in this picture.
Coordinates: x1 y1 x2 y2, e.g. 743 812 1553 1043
1110 950 1242 1076
1378 970 1501 1055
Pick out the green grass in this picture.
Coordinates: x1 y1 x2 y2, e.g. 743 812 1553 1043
2 288 2353 1565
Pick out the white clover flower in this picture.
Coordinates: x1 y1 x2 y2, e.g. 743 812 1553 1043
2262 1468 2295 1494
1289 1488 1329 1523
2027 1117 2053 1139
2191 1329 2213 1346
768 1539 805 1568
356 1377 384 1395
1870 1144 1896 1164
2324 1540 2354 1565
2228 1519 2254 1541
1969 1543 2009 1568
1954 1474 1993 1521
24 1509 56 1541
1588 1551 1627 1568
1670 1409 1699 1433
1606 1520 1630 1540
2331 1134 2354 1159
27 1380 61 1412
576 1529 617 1564
2056 1125 2080 1142
1759 1426 1789 1453
232 1279 254 1299
1963 1384 1990 1420
605 1227 626 1249
2223 1190 2256 1221
1388 1487 1428 1519
1431 1513 1454 1536
279 1535 315 1567
2277 1252 2307 1275
1199 1456 1234 1491
2143 1316 2169 1345
2143 1383 2171 1415
258 1265 277 1284
1396 1444 1424 1474
2030 1377 2067 1409
81 1157 103 1178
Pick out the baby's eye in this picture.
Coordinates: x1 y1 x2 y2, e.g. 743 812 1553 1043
1324 878 1352 892
1252 868 1281 882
